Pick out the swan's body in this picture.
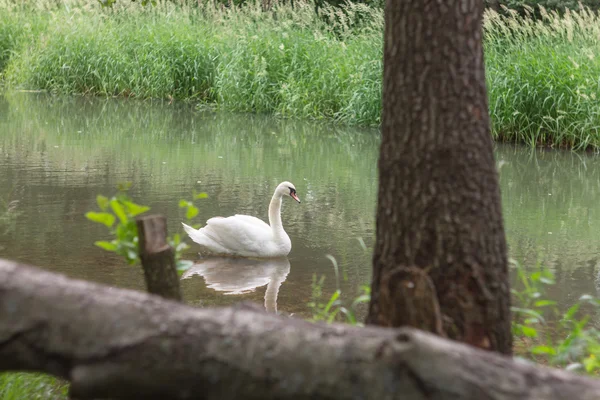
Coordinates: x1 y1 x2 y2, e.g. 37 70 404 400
182 181 300 258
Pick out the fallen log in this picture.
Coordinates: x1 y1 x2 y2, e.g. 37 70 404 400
1 259 600 400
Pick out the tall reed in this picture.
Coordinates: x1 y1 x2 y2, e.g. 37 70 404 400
485 6 600 150
1 0 383 126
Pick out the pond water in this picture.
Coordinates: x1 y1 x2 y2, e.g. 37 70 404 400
0 93 599 320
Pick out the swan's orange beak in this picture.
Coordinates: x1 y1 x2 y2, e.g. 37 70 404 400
291 192 301 203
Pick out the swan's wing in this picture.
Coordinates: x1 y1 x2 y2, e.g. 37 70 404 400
203 215 272 254
232 214 271 230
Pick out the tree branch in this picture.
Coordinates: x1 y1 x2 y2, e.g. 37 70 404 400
1 259 599 400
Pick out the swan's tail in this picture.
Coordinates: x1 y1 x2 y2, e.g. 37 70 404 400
182 222 228 255
182 222 203 244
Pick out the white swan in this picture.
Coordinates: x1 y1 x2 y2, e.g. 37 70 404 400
182 181 300 258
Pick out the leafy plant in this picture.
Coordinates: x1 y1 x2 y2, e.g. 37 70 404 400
307 273 370 324
307 254 370 324
85 183 150 265
307 256 600 375
511 259 600 374
85 183 206 272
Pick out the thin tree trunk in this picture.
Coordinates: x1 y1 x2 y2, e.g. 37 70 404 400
2 259 600 400
368 0 512 355
137 215 182 301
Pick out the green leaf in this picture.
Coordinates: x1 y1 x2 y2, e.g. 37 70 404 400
351 294 371 308
96 195 109 211
590 299 600 307
194 192 208 200
510 307 546 324
534 300 557 307
122 200 150 217
339 307 357 325
186 205 199 220
323 290 340 313
85 212 115 228
94 240 117 252
539 277 555 285
110 199 128 224
326 308 340 323
521 325 538 338
179 200 189 208
537 270 556 285
176 260 193 273
564 304 581 320
116 182 132 192
176 242 189 252
531 345 556 355
126 249 138 262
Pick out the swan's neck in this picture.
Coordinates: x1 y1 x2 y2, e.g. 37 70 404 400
268 193 286 238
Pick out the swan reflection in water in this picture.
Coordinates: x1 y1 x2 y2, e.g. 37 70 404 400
181 257 291 313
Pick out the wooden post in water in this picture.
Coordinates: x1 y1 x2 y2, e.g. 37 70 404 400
136 214 182 302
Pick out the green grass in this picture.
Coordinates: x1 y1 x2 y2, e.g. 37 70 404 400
1 1 600 145
0 373 67 400
485 7 600 150
0 0 383 126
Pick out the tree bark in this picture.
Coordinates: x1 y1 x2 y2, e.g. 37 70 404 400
368 0 512 355
136 214 182 301
2 259 600 400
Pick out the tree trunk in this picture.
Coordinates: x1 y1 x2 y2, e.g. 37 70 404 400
136 214 182 302
2 259 600 400
368 0 512 355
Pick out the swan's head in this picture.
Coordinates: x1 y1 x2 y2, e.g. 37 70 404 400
276 181 301 203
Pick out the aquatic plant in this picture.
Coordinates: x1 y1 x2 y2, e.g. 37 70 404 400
85 183 206 271
510 259 600 373
309 255 600 375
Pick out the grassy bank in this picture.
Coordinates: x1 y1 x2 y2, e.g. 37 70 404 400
485 7 600 150
1 1 600 149
0 0 383 126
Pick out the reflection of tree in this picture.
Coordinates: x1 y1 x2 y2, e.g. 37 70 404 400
181 257 291 313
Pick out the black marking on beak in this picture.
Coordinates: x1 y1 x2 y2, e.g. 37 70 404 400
289 187 301 203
